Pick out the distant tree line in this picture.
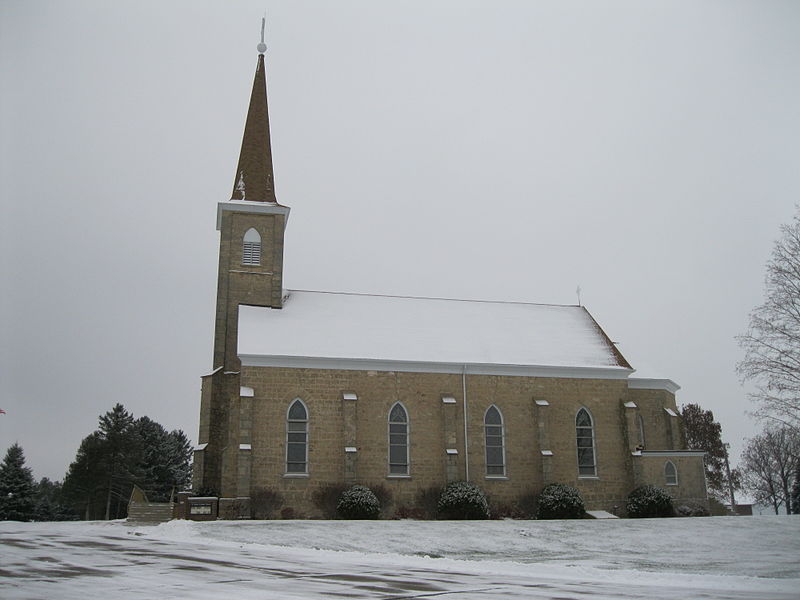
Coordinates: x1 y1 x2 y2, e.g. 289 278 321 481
0 443 76 521
740 425 799 514
0 404 192 522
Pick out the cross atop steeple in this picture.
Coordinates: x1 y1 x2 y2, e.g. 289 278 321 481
230 19 279 204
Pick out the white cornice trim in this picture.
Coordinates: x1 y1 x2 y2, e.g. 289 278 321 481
238 353 633 380
628 377 681 393
217 201 291 230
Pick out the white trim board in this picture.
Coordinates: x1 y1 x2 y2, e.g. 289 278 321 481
628 377 681 393
239 354 633 380
639 450 706 457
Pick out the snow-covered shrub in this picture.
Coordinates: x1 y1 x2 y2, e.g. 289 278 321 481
626 485 674 518
336 485 381 519
437 482 490 520
536 483 585 519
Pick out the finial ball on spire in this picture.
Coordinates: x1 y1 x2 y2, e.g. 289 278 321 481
257 16 267 54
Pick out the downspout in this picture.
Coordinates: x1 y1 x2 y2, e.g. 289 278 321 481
462 365 470 482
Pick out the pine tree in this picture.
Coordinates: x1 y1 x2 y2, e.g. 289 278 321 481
33 477 77 521
0 444 37 521
62 405 193 519
98 404 137 519
62 432 110 519
131 417 192 502
680 404 739 501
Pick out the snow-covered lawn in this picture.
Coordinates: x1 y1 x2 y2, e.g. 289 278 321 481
1 516 798 599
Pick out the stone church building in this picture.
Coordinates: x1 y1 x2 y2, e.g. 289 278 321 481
193 41 708 517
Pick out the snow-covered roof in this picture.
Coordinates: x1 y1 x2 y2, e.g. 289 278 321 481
238 290 633 379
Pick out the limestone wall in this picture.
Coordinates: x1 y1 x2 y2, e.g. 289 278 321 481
218 366 693 516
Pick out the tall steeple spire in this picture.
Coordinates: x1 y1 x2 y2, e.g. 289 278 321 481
231 18 278 204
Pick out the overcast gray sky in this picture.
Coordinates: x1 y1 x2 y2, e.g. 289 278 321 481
2 0 799 484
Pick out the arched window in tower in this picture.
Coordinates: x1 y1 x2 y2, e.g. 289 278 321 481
664 460 678 485
484 405 505 476
286 399 308 474
388 403 409 475
637 413 646 449
576 408 597 477
242 228 261 266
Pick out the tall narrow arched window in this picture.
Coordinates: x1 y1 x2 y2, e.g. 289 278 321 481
484 405 505 476
637 414 646 448
286 399 308 474
242 228 261 266
388 403 409 475
665 461 678 485
576 408 597 477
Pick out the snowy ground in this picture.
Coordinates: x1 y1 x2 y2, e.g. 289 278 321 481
1 516 798 599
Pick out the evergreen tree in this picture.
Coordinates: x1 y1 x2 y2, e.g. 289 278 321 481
681 404 739 501
62 432 109 519
0 444 36 521
62 405 193 519
98 403 137 520
131 417 192 501
33 478 77 521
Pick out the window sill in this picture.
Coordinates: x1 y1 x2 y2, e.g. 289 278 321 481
283 473 309 478
485 475 508 480
578 475 600 480
386 475 411 479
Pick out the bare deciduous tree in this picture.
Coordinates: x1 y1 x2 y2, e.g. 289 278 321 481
740 426 799 514
738 210 800 429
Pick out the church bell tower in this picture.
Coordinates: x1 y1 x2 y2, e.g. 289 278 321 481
194 20 290 496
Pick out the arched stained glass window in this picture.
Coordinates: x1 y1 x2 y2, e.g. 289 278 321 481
665 461 678 485
576 408 597 477
388 403 409 475
484 405 505 476
242 227 261 266
286 399 308 474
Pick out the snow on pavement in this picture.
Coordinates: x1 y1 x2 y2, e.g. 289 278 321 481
1 516 798 599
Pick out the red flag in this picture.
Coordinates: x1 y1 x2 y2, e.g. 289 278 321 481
0 409 6 414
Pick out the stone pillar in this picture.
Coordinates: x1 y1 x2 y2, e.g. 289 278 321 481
534 399 552 485
442 395 459 483
623 401 640 452
236 387 254 497
343 392 358 483
219 373 241 497
664 407 681 450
